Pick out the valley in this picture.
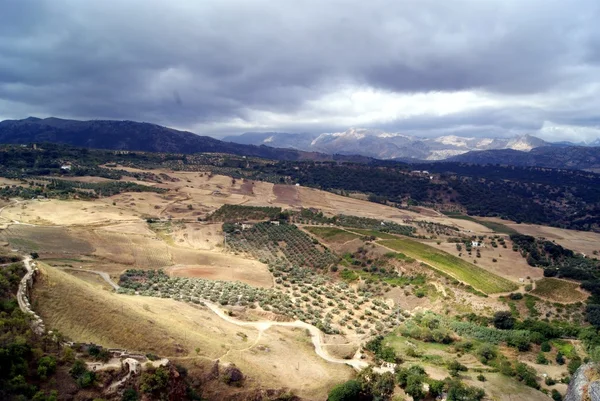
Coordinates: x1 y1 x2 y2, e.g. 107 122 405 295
2 161 598 400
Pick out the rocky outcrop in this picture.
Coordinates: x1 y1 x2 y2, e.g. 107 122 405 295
565 363 600 401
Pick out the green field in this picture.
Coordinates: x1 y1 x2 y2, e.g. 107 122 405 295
304 226 359 242
346 229 398 239
443 212 517 235
379 238 518 294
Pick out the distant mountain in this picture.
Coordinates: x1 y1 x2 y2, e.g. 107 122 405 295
225 128 548 160
0 117 369 162
447 146 600 171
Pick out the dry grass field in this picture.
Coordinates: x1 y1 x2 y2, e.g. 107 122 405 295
482 217 600 256
0 225 94 255
0 199 140 225
33 264 352 399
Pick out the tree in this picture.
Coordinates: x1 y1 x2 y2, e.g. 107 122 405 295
371 372 395 401
493 311 515 330
405 375 426 401
551 389 562 401
122 388 139 401
448 360 468 377
327 380 361 401
446 380 485 401
555 352 565 365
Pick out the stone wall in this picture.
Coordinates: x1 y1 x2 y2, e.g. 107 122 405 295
17 260 45 335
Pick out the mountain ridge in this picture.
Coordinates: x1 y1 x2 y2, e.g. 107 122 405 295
0 117 371 163
224 129 552 160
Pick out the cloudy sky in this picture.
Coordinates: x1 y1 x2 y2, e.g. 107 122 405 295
2 0 600 142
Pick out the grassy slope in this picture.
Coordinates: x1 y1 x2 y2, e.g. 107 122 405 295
379 238 518 294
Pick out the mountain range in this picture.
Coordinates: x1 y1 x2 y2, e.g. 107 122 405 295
2 117 600 171
224 128 556 160
0 117 367 163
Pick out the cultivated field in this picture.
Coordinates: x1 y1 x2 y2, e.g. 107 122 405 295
531 278 588 303
304 226 360 243
379 238 518 294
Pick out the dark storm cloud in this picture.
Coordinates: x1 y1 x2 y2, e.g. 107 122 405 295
1 0 600 139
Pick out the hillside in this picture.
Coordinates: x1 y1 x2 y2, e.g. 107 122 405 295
447 146 600 171
0 117 366 163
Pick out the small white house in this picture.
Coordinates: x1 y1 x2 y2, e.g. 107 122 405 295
60 164 72 171
471 241 482 248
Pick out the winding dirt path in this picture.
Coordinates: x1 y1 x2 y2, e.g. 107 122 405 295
76 268 368 370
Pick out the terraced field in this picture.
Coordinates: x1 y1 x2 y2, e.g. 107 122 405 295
379 238 518 294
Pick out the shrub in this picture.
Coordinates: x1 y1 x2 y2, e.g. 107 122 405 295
447 359 468 377
555 352 565 365
493 311 515 330
536 353 548 365
477 374 486 382
541 342 551 352
475 344 497 365
567 356 582 375
37 356 57 380
122 388 139 401
551 389 562 401
514 362 539 389
327 379 361 401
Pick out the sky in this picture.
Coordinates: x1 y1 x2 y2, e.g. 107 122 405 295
1 0 600 142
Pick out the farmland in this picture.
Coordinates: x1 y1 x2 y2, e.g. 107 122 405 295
1 163 596 401
304 226 360 243
443 212 518 235
346 228 399 240
225 222 338 270
379 238 518 294
531 278 588 303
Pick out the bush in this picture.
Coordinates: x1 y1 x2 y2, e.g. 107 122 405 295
122 388 139 401
448 360 468 377
493 311 515 330
515 362 539 389
555 352 565 365
37 356 57 380
541 342 551 352
446 380 485 401
327 380 361 401
567 356 582 375
551 389 562 401
536 353 548 365
476 374 486 382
